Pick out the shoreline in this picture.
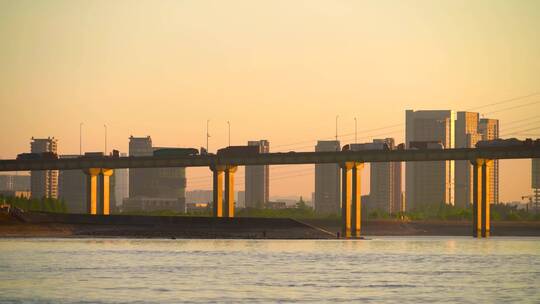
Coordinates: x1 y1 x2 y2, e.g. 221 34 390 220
1 212 539 239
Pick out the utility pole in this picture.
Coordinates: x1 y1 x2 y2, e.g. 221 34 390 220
79 122 83 155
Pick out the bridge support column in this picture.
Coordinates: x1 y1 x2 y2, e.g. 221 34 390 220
471 159 492 238
224 166 237 218
84 168 113 215
99 169 114 215
84 168 101 215
211 165 236 218
341 162 363 238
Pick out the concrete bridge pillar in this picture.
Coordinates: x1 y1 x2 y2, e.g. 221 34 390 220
99 169 113 215
211 165 237 218
84 168 113 215
471 159 492 238
84 168 101 215
341 162 363 238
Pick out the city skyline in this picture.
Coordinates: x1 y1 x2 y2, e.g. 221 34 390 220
1 1 539 202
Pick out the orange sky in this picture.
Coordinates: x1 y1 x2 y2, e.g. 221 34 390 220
0 0 539 202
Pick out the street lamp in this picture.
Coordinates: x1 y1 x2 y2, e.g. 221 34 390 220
79 122 83 155
227 121 231 147
206 120 210 152
104 124 107 155
335 115 339 151
354 117 357 144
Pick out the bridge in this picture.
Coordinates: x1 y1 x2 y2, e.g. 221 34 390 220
2 145 539 238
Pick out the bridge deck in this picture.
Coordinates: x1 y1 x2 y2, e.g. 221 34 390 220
0 146 539 171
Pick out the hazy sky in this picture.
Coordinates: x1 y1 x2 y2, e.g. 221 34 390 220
0 0 539 201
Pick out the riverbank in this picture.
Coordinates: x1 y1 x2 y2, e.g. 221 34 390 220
0 212 335 239
1 212 539 238
302 218 540 236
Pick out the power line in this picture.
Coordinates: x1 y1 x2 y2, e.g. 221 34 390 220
465 92 539 111
483 100 540 115
501 126 540 137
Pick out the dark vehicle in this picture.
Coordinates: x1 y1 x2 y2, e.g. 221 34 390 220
16 152 58 160
217 146 259 157
81 152 105 158
342 142 390 151
153 148 199 157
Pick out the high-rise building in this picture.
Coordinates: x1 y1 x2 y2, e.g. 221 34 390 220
152 147 187 200
114 153 129 210
236 190 246 208
58 155 86 213
128 136 154 198
314 140 340 214
30 137 59 199
0 174 30 191
245 140 270 208
479 118 500 204
349 139 402 213
455 112 481 207
126 136 186 212
405 110 455 209
455 113 500 207
532 159 540 211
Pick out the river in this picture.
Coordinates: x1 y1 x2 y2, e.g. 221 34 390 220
1 237 539 303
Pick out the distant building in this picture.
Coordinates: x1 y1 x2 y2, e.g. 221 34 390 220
186 190 213 204
455 112 482 207
314 140 340 214
0 190 31 199
114 153 129 210
236 190 246 208
30 137 59 199
127 136 186 211
245 140 270 208
58 155 86 213
185 202 209 213
405 110 455 209
531 159 539 209
455 113 499 207
128 136 154 198
123 197 185 213
266 201 287 209
0 175 30 191
479 118 500 204
349 138 402 213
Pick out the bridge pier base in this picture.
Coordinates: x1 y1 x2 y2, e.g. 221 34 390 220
341 162 363 238
471 159 492 238
84 168 114 215
211 165 237 218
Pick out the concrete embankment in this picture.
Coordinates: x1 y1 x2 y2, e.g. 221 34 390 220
2 211 539 238
0 211 336 239
302 218 540 236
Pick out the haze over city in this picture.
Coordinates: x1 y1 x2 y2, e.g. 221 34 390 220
1 1 540 303
1 1 539 202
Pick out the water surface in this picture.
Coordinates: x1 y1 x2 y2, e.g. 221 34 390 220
1 237 539 303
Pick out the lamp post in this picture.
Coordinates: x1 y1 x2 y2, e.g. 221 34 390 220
206 120 210 152
335 115 339 150
79 122 83 155
227 121 231 147
104 124 107 155
354 117 357 144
